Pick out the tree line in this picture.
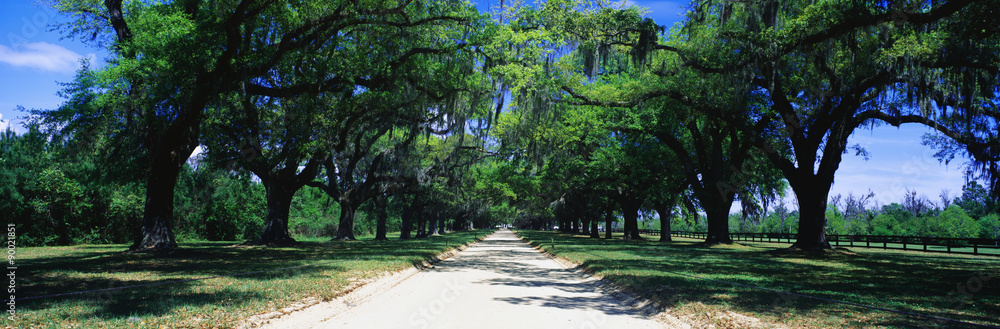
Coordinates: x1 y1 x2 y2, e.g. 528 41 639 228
1 0 998 250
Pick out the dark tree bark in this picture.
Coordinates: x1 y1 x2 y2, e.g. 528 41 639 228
131 127 199 250
655 203 674 242
335 199 361 240
589 217 600 238
374 195 388 241
604 208 614 239
415 209 428 238
613 190 644 240
400 198 414 240
254 181 297 244
428 212 438 236
582 216 591 235
437 215 446 235
792 184 833 249
619 199 642 240
247 157 323 245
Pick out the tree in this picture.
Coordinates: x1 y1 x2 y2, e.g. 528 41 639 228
978 213 1000 240
653 0 1000 249
925 205 979 238
51 0 443 250
953 181 995 219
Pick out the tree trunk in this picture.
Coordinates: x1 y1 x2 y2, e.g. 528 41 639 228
589 217 599 238
249 179 298 245
704 206 732 244
428 212 438 236
656 204 673 242
416 210 428 238
374 196 388 241
454 212 469 231
437 215 446 235
400 200 413 240
791 179 833 250
696 182 735 244
582 217 591 235
605 209 614 239
618 198 642 240
335 200 358 240
131 151 186 251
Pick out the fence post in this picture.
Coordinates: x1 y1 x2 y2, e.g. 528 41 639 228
947 239 951 253
902 237 907 251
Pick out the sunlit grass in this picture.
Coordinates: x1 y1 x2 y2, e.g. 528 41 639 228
517 230 1000 329
7 229 493 329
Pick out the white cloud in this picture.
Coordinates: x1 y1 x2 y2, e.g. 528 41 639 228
0 42 95 73
0 114 13 133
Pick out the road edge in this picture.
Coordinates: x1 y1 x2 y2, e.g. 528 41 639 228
511 230 696 329
238 231 496 329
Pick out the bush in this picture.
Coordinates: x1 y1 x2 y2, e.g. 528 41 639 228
923 205 979 238
978 213 1000 240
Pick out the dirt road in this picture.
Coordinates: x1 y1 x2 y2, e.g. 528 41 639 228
259 229 667 329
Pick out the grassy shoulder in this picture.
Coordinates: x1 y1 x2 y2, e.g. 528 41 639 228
516 230 1000 329
8 229 494 329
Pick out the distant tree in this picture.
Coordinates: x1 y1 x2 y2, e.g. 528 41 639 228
978 214 1000 240
954 181 994 219
925 205 980 238
870 213 900 236
876 203 917 235
903 189 935 217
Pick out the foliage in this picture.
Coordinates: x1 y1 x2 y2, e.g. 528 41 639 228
521 230 1000 328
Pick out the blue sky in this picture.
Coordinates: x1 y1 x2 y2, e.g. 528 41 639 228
0 0 968 209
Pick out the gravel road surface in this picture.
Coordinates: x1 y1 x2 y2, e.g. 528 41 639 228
259 229 668 329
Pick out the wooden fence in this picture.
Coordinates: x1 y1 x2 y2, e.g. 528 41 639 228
666 231 1000 256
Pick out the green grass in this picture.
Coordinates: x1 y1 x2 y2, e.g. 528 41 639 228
7 230 493 329
516 230 1000 329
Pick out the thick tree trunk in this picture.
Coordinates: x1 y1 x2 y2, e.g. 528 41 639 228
131 150 187 251
582 217 591 235
249 180 298 245
400 200 413 240
791 179 833 250
415 210 428 238
335 201 358 240
618 198 642 240
656 204 673 242
437 215 446 235
705 206 732 244
374 196 388 241
589 218 599 238
604 209 613 239
621 208 641 240
428 212 438 236
454 212 469 231
571 217 578 234
697 184 735 244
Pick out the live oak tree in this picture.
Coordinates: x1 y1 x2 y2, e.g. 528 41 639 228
653 0 1000 249
52 0 465 250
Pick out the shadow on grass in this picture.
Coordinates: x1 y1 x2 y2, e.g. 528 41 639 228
21 229 494 322
519 231 1000 328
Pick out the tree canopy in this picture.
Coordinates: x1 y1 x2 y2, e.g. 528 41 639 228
3 0 998 250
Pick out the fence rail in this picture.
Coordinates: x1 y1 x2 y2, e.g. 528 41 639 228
666 231 1000 256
